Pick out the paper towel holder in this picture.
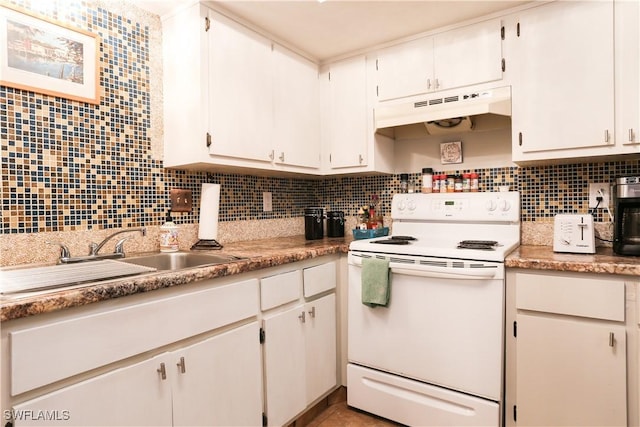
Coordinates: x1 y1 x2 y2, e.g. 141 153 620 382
191 239 223 250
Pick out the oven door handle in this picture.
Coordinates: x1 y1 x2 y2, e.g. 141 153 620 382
349 256 498 280
390 265 497 280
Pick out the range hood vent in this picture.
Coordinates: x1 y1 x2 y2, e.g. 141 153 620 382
375 86 511 134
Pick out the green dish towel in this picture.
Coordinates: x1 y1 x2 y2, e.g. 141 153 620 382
361 257 391 308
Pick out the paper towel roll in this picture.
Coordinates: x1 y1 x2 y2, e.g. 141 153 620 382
198 183 220 240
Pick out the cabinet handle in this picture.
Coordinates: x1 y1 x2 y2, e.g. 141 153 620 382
269 150 274 160
279 152 285 162
609 332 615 347
604 129 610 143
157 362 167 380
358 154 364 164
298 311 306 323
177 356 186 374
630 129 635 142
434 78 440 89
308 306 316 318
427 78 432 90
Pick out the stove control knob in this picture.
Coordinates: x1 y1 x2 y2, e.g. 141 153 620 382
485 200 497 211
397 200 406 211
407 200 417 211
499 200 511 211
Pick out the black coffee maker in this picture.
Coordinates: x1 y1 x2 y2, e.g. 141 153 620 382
613 176 640 255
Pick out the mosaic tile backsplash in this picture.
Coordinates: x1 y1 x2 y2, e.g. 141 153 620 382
1 0 638 238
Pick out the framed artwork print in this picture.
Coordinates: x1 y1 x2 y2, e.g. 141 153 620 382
0 4 99 104
440 141 463 164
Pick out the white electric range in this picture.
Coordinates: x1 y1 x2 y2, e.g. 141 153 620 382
347 191 520 426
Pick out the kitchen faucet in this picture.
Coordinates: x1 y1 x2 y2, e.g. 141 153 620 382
89 227 147 256
48 227 147 264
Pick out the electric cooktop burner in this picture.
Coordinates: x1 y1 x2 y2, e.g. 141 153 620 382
457 240 501 250
371 235 417 245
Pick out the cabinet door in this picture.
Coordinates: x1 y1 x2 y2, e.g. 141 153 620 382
11 354 172 427
512 1 614 156
516 314 626 427
172 322 263 427
434 18 502 91
305 294 337 404
376 37 434 101
615 0 640 147
273 45 320 169
208 10 273 162
263 304 306 426
325 56 368 169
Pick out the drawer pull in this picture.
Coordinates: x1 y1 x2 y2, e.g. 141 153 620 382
177 356 186 374
157 362 167 380
609 332 615 347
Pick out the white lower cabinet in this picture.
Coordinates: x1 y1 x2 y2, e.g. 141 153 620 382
505 270 629 427
261 262 338 426
2 278 262 427
12 323 262 427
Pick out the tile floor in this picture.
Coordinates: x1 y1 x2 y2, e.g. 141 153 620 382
305 401 403 427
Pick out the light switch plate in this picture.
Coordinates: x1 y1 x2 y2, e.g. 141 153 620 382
170 189 192 212
263 192 272 212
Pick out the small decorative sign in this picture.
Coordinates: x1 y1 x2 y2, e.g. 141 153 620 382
440 141 463 164
0 4 99 104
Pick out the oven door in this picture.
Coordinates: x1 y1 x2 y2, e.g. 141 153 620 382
347 251 505 401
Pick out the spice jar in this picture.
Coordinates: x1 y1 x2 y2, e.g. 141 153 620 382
399 173 409 193
454 175 463 192
462 173 471 192
421 168 433 193
470 172 479 192
446 175 455 193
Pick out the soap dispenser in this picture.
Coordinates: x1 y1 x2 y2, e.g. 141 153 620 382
159 210 179 252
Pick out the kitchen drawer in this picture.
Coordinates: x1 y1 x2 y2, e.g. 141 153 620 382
260 270 301 310
10 278 259 395
515 272 624 321
303 261 337 298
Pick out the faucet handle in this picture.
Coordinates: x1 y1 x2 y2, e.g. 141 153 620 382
88 242 98 256
114 237 132 256
46 241 71 260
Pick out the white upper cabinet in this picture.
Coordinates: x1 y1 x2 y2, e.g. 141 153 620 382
615 0 640 148
163 5 321 175
510 1 619 162
320 56 394 174
207 10 274 163
375 18 503 102
273 45 321 169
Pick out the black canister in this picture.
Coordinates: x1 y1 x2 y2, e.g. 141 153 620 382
326 211 345 237
304 207 324 240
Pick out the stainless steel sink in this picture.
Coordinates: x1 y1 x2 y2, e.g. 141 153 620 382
120 252 244 271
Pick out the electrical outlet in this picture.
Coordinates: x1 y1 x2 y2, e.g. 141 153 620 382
263 192 272 212
170 189 192 212
588 183 610 209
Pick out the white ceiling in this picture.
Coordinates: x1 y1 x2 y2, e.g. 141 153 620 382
132 0 534 62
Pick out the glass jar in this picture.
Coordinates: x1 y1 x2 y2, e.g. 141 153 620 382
470 172 479 192
462 173 471 192
446 175 455 193
454 175 463 192
399 173 409 193
421 168 433 193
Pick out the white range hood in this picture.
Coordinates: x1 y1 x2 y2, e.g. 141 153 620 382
375 86 511 133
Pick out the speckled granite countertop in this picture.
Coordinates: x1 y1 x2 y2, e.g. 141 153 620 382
1 236 351 322
506 245 640 276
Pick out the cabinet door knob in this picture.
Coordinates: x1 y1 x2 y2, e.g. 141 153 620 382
308 306 316 318
298 311 306 323
157 362 167 380
177 356 186 374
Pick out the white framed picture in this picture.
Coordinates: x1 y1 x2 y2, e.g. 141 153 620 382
0 4 99 104
440 141 463 164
